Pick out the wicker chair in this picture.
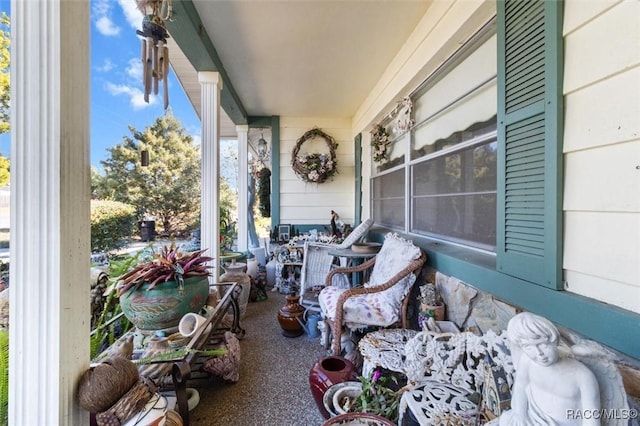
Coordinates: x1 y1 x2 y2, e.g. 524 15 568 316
318 233 426 356
298 219 374 314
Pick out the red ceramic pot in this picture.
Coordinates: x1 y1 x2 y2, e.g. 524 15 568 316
309 356 358 419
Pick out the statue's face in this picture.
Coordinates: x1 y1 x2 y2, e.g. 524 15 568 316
521 340 559 366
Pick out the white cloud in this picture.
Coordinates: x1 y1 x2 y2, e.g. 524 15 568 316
126 57 143 81
95 58 115 73
105 82 157 110
93 0 121 37
118 0 144 30
96 16 120 36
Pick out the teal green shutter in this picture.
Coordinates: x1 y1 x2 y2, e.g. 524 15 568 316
354 133 363 225
497 0 564 289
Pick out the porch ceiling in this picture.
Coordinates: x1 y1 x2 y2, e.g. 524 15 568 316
166 0 432 139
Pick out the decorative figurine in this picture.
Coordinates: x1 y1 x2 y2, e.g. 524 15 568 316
498 312 628 426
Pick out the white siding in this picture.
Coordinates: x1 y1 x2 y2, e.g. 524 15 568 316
563 0 640 313
279 116 355 226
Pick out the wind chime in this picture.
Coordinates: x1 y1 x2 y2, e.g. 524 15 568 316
136 0 172 111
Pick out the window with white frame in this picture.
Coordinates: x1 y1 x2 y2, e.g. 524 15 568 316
371 26 497 250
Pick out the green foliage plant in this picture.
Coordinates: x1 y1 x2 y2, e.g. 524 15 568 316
90 200 137 253
116 242 212 295
90 253 143 359
350 369 401 423
219 207 236 252
257 167 271 217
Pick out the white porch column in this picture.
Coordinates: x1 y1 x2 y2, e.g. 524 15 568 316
236 125 249 253
10 0 90 424
199 72 222 280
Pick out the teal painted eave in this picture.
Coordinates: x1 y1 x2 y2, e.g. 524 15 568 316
166 0 248 124
370 227 640 360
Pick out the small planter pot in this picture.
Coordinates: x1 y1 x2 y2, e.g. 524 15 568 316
420 302 445 320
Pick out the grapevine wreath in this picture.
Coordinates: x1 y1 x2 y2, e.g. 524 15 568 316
291 128 338 184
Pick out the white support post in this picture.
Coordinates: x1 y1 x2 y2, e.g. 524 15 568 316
199 72 222 281
236 125 249 253
10 0 90 424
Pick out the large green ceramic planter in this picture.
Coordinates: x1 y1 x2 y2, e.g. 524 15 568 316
119 276 210 331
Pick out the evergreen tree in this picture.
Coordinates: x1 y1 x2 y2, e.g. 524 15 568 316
98 115 201 235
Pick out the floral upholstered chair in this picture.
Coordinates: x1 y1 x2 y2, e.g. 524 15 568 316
318 233 426 356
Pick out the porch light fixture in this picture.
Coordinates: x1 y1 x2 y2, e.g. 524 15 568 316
257 133 268 161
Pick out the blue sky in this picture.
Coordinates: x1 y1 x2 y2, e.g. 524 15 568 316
0 0 202 170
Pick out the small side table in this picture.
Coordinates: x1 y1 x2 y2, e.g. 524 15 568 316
327 248 376 286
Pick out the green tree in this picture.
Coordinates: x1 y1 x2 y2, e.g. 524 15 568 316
0 156 8 187
98 115 201 235
0 12 9 135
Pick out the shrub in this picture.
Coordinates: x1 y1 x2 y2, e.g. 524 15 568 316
90 200 136 253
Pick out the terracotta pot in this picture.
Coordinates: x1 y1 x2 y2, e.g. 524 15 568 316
277 294 304 337
420 302 445 321
309 356 358 419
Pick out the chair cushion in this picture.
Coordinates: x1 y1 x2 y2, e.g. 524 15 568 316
319 286 401 329
366 233 421 307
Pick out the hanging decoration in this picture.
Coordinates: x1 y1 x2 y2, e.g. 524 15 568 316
370 124 391 164
136 0 173 110
291 128 338 184
393 97 414 133
257 167 271 218
370 97 414 165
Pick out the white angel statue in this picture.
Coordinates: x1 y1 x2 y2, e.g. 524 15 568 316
497 312 629 426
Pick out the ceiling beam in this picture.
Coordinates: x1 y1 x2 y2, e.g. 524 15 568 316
166 0 248 125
